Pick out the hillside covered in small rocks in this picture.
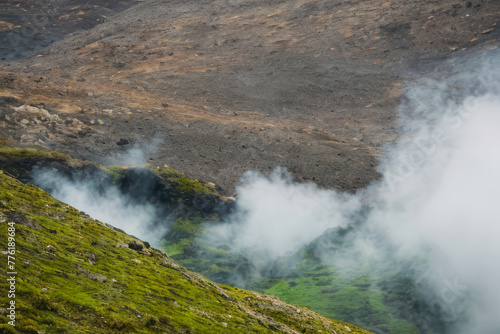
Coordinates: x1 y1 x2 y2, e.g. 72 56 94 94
1 0 499 193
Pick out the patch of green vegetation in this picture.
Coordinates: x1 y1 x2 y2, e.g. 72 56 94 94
162 238 192 257
156 167 181 179
175 174 216 196
171 217 203 236
254 258 418 334
160 215 256 286
151 166 217 198
106 165 126 185
388 319 419 334
0 171 371 333
161 217 204 258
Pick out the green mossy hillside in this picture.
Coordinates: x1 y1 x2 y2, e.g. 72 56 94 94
256 259 420 334
0 171 371 334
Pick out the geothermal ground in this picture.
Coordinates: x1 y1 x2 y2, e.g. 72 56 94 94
1 0 499 194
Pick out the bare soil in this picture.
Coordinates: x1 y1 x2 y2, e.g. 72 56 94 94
0 0 499 194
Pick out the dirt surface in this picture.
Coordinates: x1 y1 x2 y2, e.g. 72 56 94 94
0 0 139 60
0 0 499 194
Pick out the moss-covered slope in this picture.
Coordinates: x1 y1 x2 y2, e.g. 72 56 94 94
0 171 371 333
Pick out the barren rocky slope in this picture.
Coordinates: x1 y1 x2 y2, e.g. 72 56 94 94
1 0 499 193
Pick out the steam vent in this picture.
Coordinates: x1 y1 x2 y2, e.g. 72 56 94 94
1 0 500 333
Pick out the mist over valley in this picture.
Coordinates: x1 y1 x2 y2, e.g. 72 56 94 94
1 0 500 333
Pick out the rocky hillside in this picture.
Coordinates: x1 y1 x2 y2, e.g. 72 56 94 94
1 0 498 194
0 161 371 333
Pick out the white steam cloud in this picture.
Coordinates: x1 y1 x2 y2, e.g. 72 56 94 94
106 133 163 166
32 137 168 246
367 88 500 328
202 49 500 332
33 169 167 246
371 87 500 332
203 168 360 261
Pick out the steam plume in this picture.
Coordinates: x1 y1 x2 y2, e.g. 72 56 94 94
202 48 500 332
32 137 168 246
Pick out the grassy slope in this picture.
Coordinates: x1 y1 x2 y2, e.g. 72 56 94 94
0 170 371 333
257 260 419 334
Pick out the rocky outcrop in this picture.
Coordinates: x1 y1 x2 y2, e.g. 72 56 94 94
5 104 92 147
